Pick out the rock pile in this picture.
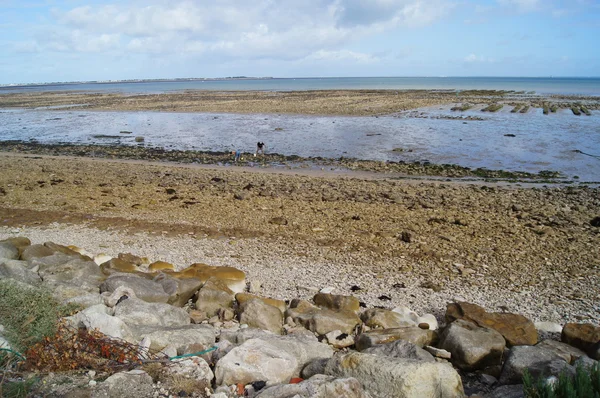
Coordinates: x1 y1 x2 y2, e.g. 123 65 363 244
1 237 599 397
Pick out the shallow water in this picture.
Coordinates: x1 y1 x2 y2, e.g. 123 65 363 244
0 106 599 181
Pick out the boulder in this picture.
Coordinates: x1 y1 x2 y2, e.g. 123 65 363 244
256 375 368 398
38 257 105 296
485 385 525 398
325 330 355 349
324 352 464 397
536 339 587 364
148 261 175 272
113 297 190 327
94 369 154 398
195 277 235 317
239 298 284 334
214 338 299 386
177 263 246 293
100 273 170 303
163 356 214 387
21 244 55 261
66 304 135 342
363 339 435 362
392 306 439 330
573 356 599 370
0 242 19 260
561 323 600 359
117 252 146 265
361 308 416 329
131 324 216 354
43 242 91 260
0 237 30 253
355 327 438 351
152 272 202 307
0 259 42 285
499 345 569 385
236 293 286 314
535 322 562 333
314 293 360 313
446 302 537 346
286 300 361 336
100 258 139 275
439 319 506 371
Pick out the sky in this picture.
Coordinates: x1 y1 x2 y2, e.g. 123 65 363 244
0 0 599 84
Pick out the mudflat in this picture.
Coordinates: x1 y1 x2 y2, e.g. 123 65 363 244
1 153 598 323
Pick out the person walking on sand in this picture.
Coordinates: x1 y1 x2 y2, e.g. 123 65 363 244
255 142 266 156
231 150 241 162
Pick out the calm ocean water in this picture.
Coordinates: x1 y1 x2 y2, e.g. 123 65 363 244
2 77 600 96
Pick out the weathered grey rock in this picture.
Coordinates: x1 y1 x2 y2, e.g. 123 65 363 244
324 352 464 397
499 345 569 385
286 301 361 336
363 339 435 362
113 297 189 327
131 324 216 353
100 274 170 304
64 293 104 309
485 385 525 398
195 277 235 317
38 257 105 296
66 304 135 342
562 322 600 359
314 293 360 313
215 338 298 386
301 358 330 379
424 346 452 359
256 375 368 398
102 286 136 307
439 319 506 371
0 237 30 252
236 292 286 314
153 272 203 307
220 328 278 345
573 355 598 370
361 308 415 329
239 298 283 334
20 244 55 261
325 330 355 349
535 322 563 333
92 370 154 398
165 356 214 387
355 327 438 351
0 242 19 260
392 306 439 330
537 339 587 364
0 259 42 285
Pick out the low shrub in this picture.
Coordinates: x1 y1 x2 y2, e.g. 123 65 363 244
523 362 600 398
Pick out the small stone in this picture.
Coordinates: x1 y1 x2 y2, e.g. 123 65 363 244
418 323 430 330
424 346 451 359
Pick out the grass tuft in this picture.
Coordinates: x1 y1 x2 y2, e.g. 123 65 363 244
482 103 504 112
523 362 600 397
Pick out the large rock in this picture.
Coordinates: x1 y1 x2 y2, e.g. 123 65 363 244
537 339 587 364
236 293 286 313
20 244 55 261
99 258 139 275
37 257 105 296
256 375 368 398
286 300 361 336
0 242 19 260
131 324 216 354
324 352 464 397
314 293 360 313
392 306 439 330
439 319 506 371
355 327 438 351
101 274 170 303
215 338 299 386
0 259 42 285
361 308 417 329
561 323 600 359
239 298 284 334
93 370 154 398
113 297 190 327
446 302 537 346
153 273 203 307
164 356 214 387
363 339 435 362
499 345 570 385
0 237 31 253
195 277 235 317
67 304 135 342
176 263 246 293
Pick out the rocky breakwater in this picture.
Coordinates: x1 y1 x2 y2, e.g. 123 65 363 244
1 237 599 398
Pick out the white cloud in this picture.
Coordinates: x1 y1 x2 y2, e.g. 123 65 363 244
464 54 495 63
304 49 379 63
497 0 541 13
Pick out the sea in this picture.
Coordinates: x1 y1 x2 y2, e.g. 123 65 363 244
2 76 600 96
1 77 599 182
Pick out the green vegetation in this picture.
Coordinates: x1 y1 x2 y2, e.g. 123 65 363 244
0 279 81 353
520 105 530 114
482 103 504 112
0 377 38 398
550 104 558 113
523 363 600 398
451 103 473 112
580 106 591 116
571 106 582 116
543 104 549 114
511 104 523 113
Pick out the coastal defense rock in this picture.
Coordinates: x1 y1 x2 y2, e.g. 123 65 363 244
256 375 368 398
324 352 465 398
20 244 54 261
67 304 135 342
561 323 600 359
148 261 175 272
100 274 170 304
446 302 537 346
537 339 587 364
0 237 31 253
100 258 139 275
195 277 235 317
239 298 284 334
177 263 246 293
0 259 42 285
0 241 19 260
499 345 569 385
355 327 438 351
236 293 286 314
117 252 146 266
152 272 203 307
314 293 360 313
131 324 215 353
113 297 190 327
95 370 154 398
163 357 214 390
393 306 439 330
37 257 105 296
215 338 298 386
286 300 361 336
44 242 91 260
362 339 435 362
439 319 506 371
361 308 417 329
